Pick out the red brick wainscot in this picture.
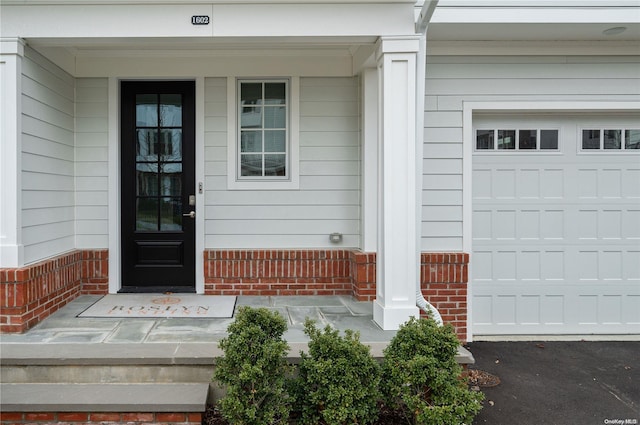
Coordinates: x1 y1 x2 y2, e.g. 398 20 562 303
204 249 469 340
0 249 108 333
420 253 469 341
0 412 201 425
204 249 353 296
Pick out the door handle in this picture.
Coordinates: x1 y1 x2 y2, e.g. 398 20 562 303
183 211 195 219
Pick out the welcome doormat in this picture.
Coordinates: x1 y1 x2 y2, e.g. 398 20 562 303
78 294 237 318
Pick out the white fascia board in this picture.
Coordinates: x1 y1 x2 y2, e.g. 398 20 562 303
431 5 640 24
1 3 415 39
437 1 640 6
427 40 640 56
212 3 415 38
2 0 414 3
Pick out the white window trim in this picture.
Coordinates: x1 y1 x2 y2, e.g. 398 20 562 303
227 76 300 190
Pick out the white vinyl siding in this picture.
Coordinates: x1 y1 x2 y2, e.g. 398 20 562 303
422 55 640 252
21 47 75 264
75 78 109 248
205 77 360 248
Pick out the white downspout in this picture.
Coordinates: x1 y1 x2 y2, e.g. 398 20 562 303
415 0 443 326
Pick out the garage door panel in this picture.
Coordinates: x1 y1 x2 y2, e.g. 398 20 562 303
473 284 640 334
623 296 640 324
540 169 565 199
541 210 564 240
472 115 639 336
623 251 640 280
622 169 640 198
624 210 640 239
518 169 540 198
493 210 516 239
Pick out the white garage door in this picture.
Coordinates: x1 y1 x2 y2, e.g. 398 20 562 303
472 114 640 335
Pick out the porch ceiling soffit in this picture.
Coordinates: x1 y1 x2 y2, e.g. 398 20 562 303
26 37 384 77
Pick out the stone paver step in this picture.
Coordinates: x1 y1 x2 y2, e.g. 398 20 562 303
0 383 209 412
0 342 474 366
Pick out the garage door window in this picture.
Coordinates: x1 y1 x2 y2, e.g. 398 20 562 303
476 129 559 151
581 128 640 151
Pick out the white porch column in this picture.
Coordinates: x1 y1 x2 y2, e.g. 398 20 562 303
373 36 421 330
360 67 378 253
0 38 25 267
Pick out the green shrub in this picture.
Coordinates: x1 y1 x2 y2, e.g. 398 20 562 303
213 307 292 425
293 319 381 425
381 317 484 425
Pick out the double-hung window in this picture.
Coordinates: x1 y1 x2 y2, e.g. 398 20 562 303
239 79 288 177
228 78 299 190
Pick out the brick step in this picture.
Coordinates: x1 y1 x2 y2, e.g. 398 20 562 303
0 383 209 413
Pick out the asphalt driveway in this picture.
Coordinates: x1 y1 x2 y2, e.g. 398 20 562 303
466 341 639 425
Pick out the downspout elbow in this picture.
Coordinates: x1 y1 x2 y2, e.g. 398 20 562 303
416 287 443 326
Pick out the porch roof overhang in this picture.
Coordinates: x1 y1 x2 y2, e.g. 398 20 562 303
3 1 638 77
424 0 640 55
0 0 418 76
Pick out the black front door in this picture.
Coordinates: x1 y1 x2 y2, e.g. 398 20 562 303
120 81 196 293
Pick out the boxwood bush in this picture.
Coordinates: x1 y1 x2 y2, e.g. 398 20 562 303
292 319 382 425
380 317 484 425
213 307 292 425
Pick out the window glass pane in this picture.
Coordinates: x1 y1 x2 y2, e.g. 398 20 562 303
137 163 158 196
625 129 640 149
604 129 621 149
264 154 286 176
519 130 537 150
159 94 182 127
476 130 494 150
238 80 289 180
160 163 182 196
240 154 263 176
160 198 182 231
264 106 286 128
159 129 182 160
241 131 262 152
241 106 262 128
136 198 158 231
137 129 158 161
264 83 286 105
498 130 516 150
136 94 158 127
265 130 286 152
241 83 262 105
582 130 600 149
540 130 559 150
